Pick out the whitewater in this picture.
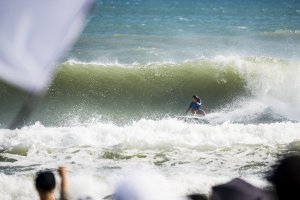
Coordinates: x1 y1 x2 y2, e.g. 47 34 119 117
1 119 300 199
1 0 300 199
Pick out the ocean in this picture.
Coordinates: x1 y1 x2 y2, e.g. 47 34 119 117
1 0 300 199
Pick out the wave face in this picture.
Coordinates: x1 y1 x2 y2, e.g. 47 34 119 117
1 56 300 126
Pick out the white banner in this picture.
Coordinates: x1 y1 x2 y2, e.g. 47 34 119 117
0 0 94 94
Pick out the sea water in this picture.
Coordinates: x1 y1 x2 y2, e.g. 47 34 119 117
1 0 300 199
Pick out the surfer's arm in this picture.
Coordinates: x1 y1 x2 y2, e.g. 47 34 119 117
186 102 193 114
185 107 191 114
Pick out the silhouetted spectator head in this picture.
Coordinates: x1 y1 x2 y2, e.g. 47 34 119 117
35 171 56 193
211 178 270 200
268 155 300 200
187 193 208 200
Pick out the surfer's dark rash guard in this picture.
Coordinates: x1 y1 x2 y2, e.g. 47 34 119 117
190 102 202 110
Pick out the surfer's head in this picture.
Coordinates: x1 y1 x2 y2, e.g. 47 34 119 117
35 170 56 194
192 95 197 102
192 95 200 102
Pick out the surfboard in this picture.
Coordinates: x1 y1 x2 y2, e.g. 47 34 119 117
176 115 210 123
176 115 204 119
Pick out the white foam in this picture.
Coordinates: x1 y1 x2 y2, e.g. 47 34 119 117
206 100 269 124
1 119 300 151
63 59 178 69
212 55 300 121
68 174 110 200
63 59 130 68
0 119 299 177
0 174 37 200
2 119 298 199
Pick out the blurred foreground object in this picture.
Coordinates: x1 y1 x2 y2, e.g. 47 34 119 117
211 178 273 200
0 0 94 128
268 155 300 200
114 172 185 200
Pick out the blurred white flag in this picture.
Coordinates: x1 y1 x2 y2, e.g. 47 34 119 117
0 0 94 94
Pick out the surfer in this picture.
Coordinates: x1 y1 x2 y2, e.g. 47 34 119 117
186 95 206 116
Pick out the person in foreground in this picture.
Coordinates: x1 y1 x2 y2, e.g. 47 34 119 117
268 155 300 200
211 178 273 200
35 166 68 200
186 95 206 116
35 170 56 200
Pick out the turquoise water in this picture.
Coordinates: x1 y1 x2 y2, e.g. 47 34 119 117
69 0 300 63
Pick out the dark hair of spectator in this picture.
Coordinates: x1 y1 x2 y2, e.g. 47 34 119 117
35 171 56 192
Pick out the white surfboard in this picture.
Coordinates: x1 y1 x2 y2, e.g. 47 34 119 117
176 115 210 123
176 115 204 119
